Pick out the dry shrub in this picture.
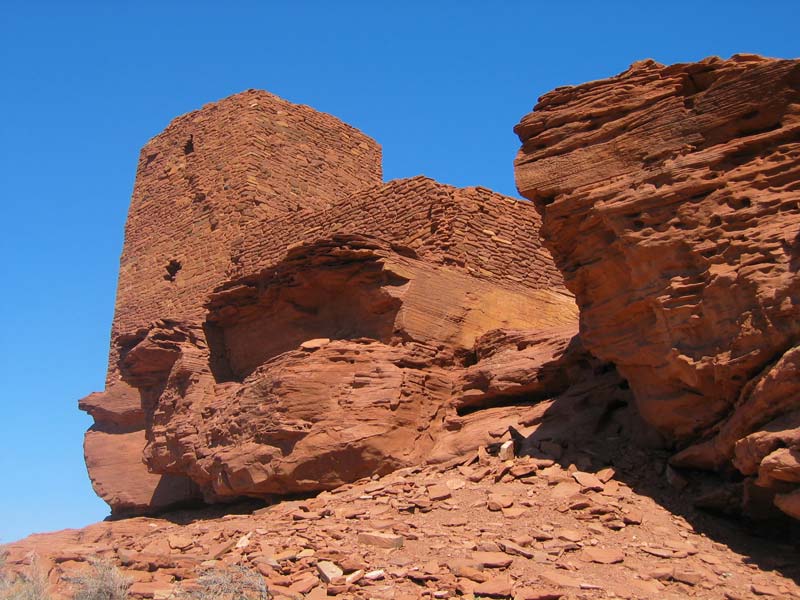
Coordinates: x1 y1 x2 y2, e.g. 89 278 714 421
180 566 270 600
0 549 9 594
0 551 11 598
68 558 131 600
0 553 51 600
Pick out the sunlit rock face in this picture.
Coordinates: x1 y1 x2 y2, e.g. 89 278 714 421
82 89 579 514
514 54 800 518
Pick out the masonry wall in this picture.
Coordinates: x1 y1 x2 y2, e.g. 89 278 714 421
112 89 382 340
232 176 567 296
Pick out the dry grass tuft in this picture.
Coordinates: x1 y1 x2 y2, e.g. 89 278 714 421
0 552 51 600
68 558 131 600
179 565 270 600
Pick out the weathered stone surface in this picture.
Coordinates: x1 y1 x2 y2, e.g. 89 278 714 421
452 326 580 412
82 89 578 514
515 54 800 517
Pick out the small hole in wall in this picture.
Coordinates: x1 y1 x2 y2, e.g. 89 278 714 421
538 194 556 207
164 259 182 282
727 197 752 210
183 135 194 155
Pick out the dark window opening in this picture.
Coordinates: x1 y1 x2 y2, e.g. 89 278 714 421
164 259 182 282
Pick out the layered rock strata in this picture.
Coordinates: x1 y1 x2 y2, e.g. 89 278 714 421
514 54 800 518
83 90 578 514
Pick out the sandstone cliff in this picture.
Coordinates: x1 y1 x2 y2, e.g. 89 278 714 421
514 54 800 519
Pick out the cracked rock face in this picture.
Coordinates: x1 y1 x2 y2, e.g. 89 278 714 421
514 54 800 518
82 90 579 514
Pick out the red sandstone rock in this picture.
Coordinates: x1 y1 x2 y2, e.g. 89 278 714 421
82 89 384 515
81 89 577 514
515 54 800 518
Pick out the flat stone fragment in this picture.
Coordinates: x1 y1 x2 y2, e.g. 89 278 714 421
550 482 581 498
289 572 319 594
751 583 781 596
316 560 343 583
538 570 582 589
499 540 534 559
357 531 404 549
345 570 364 585
556 528 583 543
428 484 452 501
448 561 489 583
582 547 624 564
446 478 466 490
364 569 386 581
305 588 327 600
487 493 514 511
498 440 515 461
472 551 513 569
467 467 493 482
474 575 513 598
509 464 537 479
622 510 643 525
672 568 702 586
572 471 604 491
300 338 330 350
502 506 527 519
641 547 676 558
596 467 616 483
166 533 193 550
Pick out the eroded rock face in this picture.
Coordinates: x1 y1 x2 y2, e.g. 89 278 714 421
126 235 577 504
84 90 578 514
82 90 385 514
514 54 800 517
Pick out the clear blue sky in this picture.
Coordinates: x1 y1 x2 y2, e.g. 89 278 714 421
1 1 797 543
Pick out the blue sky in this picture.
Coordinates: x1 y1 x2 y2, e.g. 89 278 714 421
0 1 797 543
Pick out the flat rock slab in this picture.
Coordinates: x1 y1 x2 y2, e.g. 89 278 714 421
582 547 625 564
473 551 514 569
357 531 404 549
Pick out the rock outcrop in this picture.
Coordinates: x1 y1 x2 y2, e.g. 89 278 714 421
83 90 580 514
514 54 800 518
80 89 385 514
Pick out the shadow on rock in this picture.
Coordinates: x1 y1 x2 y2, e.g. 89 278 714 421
500 337 800 583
